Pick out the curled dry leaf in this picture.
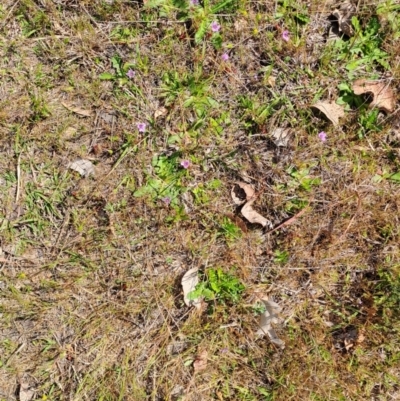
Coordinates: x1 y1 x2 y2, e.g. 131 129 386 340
181 267 202 309
19 380 35 401
68 159 95 177
352 79 395 113
154 106 168 120
332 1 356 37
231 182 255 205
271 128 292 147
62 101 92 117
193 350 208 372
312 101 345 127
231 182 270 227
241 198 270 227
256 298 285 348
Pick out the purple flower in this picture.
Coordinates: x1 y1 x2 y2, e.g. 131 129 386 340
318 131 327 142
137 122 146 132
126 69 135 79
162 196 171 205
221 53 229 61
211 21 221 33
282 30 290 42
190 0 199 5
180 159 190 169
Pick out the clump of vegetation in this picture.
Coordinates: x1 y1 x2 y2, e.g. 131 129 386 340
0 0 399 400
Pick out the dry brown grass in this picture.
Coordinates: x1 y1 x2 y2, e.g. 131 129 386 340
0 0 399 400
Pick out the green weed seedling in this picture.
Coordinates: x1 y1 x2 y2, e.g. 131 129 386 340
99 55 136 87
134 152 188 205
273 249 289 264
188 267 245 304
219 216 242 242
286 165 321 191
332 16 389 79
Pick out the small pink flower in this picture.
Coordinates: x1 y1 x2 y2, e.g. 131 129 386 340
282 30 290 42
162 196 171 205
190 0 199 5
211 21 221 33
126 69 135 79
137 122 146 132
221 53 229 61
318 131 327 142
180 159 190 169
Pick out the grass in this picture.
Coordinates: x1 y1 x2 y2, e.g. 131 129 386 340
0 0 400 400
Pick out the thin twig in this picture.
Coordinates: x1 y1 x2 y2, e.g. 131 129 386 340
267 207 310 234
15 153 21 203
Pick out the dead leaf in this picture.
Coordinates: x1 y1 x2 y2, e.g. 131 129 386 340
19 380 35 401
256 298 285 348
231 182 255 205
62 101 92 117
271 128 292 147
193 350 208 372
181 267 202 309
241 198 269 227
344 338 354 351
154 107 168 120
267 76 276 87
312 101 345 127
99 110 116 124
332 1 356 37
68 159 95 177
352 79 395 113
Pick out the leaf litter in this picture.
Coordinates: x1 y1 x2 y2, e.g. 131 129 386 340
331 1 356 37
62 101 92 117
352 79 396 113
19 379 35 401
256 298 285 348
311 100 345 127
68 159 95 177
181 267 202 309
193 350 208 372
271 128 292 147
231 182 270 227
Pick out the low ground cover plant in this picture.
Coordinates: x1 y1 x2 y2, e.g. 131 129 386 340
0 0 399 400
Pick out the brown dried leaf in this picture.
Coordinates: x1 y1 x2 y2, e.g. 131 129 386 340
267 76 276 87
193 350 208 372
312 101 345 126
352 79 395 113
19 381 35 401
62 102 92 117
154 107 168 120
68 159 95 177
271 128 292 147
231 182 255 205
241 198 269 227
181 267 202 309
332 1 356 37
256 298 285 348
